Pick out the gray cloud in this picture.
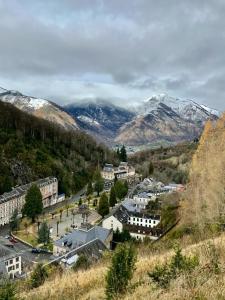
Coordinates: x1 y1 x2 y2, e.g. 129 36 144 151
0 0 225 110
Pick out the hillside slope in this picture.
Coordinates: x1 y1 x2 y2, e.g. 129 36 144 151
21 233 225 300
183 113 225 227
0 87 79 131
0 101 115 195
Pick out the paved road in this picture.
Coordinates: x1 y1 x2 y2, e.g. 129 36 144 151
0 187 87 271
44 186 87 214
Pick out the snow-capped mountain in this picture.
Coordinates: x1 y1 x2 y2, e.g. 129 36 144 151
64 100 135 144
136 93 219 121
115 94 219 146
0 87 219 147
0 87 79 130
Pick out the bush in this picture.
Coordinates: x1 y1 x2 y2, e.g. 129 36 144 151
30 263 48 288
0 280 18 300
72 254 91 271
106 243 137 299
148 246 199 288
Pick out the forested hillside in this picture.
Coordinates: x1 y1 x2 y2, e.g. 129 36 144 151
0 101 116 195
129 142 198 184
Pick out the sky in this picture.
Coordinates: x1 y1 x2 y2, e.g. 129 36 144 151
0 0 225 110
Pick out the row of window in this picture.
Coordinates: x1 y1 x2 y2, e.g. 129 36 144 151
129 217 157 224
5 257 20 266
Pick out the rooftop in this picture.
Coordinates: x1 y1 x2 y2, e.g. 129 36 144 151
0 176 57 204
54 226 111 250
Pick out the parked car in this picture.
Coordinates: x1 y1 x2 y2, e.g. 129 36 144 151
9 237 18 243
31 248 41 254
4 235 10 239
5 243 14 248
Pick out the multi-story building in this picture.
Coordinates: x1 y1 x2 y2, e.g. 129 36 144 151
0 177 60 226
0 239 22 279
101 162 135 181
102 203 161 240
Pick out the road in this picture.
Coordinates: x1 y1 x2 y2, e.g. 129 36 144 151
0 187 87 272
44 186 87 214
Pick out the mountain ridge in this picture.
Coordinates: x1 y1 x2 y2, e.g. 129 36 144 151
0 86 219 147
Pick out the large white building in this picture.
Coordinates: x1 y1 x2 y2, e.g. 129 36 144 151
101 162 135 181
102 204 161 240
0 177 62 226
0 239 22 279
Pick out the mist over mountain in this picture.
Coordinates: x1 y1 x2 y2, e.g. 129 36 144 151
0 87 219 148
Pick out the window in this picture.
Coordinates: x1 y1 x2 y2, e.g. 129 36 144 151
16 264 19 269
16 257 19 262
9 259 13 265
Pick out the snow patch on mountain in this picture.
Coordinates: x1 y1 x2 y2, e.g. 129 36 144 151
77 115 100 126
137 94 219 122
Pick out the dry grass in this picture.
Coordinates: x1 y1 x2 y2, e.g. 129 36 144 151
20 233 225 300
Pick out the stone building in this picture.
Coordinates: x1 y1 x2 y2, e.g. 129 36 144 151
0 177 60 226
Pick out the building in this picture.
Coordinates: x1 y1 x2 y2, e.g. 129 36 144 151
0 177 61 226
133 192 156 209
0 239 22 279
128 212 160 228
101 164 115 180
101 162 135 181
53 226 113 256
102 205 129 232
102 203 161 240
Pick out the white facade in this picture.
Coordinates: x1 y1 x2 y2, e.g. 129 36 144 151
130 232 158 241
101 162 135 181
0 177 59 226
102 215 123 232
128 216 160 228
0 253 22 279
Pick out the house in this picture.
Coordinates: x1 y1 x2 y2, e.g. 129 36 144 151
102 205 129 232
128 212 160 228
123 224 162 241
53 225 113 256
102 203 161 240
0 177 61 226
0 239 22 279
101 164 115 180
101 162 135 181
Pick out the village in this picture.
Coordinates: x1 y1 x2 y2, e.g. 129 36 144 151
0 161 183 280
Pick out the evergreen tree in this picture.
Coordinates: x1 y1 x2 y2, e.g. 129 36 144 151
120 145 127 162
116 148 120 159
22 184 43 222
38 221 50 245
98 193 109 217
30 264 48 288
109 186 117 207
86 181 93 196
94 178 104 196
106 244 137 299
114 180 128 200
149 161 154 175
9 208 19 232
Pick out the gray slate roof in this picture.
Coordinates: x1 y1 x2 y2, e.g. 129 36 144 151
54 226 111 250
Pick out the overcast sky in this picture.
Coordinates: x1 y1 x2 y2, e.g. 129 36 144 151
0 0 225 110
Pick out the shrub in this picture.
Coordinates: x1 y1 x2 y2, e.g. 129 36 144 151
30 263 48 288
106 243 137 299
0 280 18 300
148 246 199 288
72 254 91 271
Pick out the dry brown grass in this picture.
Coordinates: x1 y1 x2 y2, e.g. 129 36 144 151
20 233 225 300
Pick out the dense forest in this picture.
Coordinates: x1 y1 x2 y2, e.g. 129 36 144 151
0 101 116 195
